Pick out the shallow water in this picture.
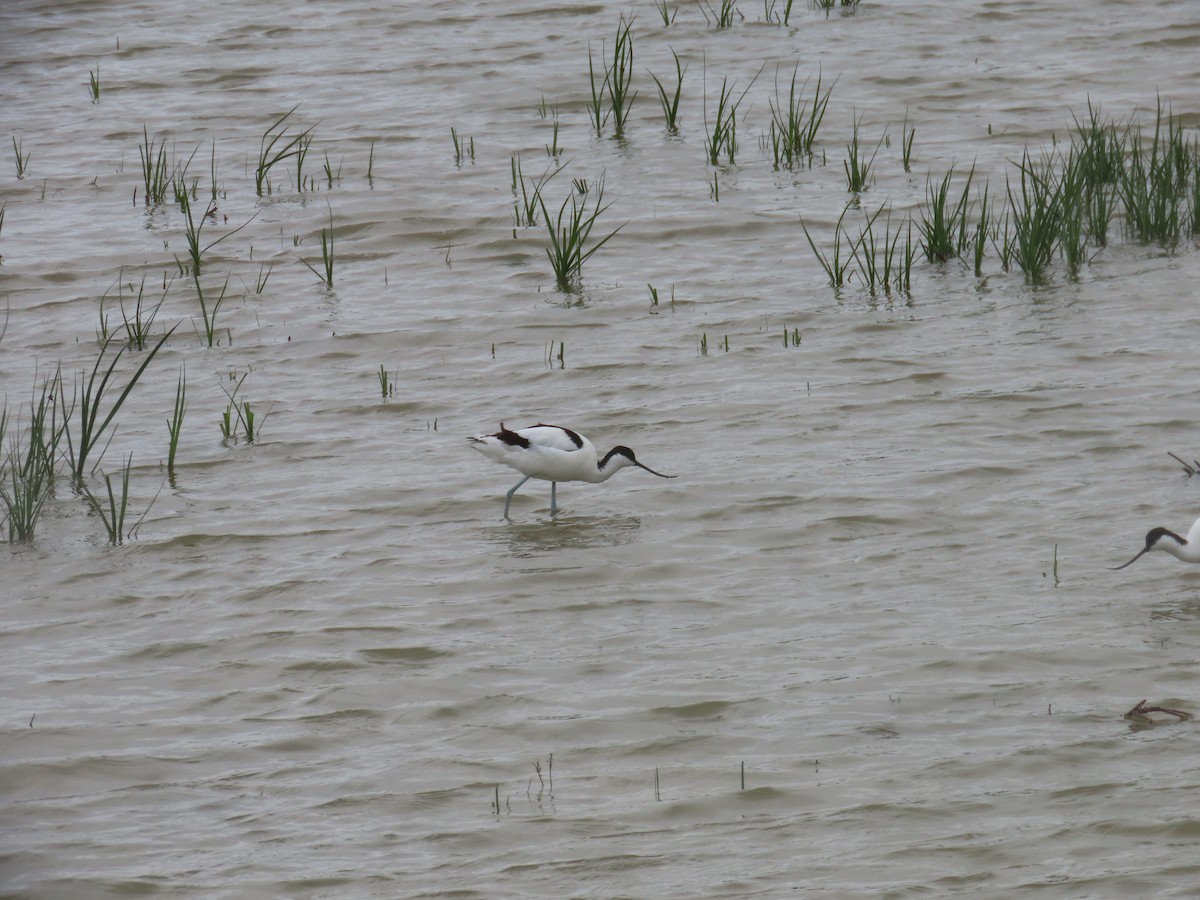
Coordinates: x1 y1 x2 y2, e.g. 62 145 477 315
4 0 1200 896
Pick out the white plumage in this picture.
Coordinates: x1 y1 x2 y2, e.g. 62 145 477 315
469 423 675 517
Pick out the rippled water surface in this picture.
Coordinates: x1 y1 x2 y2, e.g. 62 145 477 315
4 1 1200 896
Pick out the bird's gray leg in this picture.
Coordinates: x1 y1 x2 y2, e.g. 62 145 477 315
550 481 557 513
504 476 531 518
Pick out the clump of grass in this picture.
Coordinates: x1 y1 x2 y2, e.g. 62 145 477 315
585 14 638 137
0 373 64 543
450 127 475 166
843 113 884 193
378 365 396 399
219 371 272 444
1006 149 1064 283
919 165 975 262
607 14 637 136
539 173 625 291
138 125 169 206
1117 97 1187 246
81 454 132 546
650 48 686 134
767 66 832 169
704 67 761 165
511 153 563 228
811 0 860 14
64 327 176 487
654 0 678 25
12 136 31 179
849 205 913 294
801 203 855 287
256 105 317 196
88 64 101 102
120 281 160 350
698 0 739 28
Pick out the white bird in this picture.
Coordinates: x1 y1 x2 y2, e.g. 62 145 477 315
468 422 675 518
1112 514 1200 569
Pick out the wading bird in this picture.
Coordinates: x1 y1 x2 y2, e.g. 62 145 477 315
469 423 675 518
1112 514 1200 569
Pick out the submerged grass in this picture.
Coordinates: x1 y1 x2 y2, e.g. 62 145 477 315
1 372 64 543
606 14 637 136
843 113 884 193
801 203 855 288
12 136 31 179
1006 150 1064 282
511 153 563 228
138 126 169 206
767 66 833 170
166 365 186 481
64 326 177 486
256 106 317 195
919 165 975 262
704 66 761 166
539 173 624 291
650 48 686 134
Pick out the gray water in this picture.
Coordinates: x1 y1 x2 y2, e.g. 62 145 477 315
4 1 1200 896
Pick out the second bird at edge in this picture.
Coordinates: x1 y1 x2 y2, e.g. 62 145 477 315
1112 514 1200 569
468 422 676 518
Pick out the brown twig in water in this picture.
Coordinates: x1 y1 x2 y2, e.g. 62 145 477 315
1124 698 1192 723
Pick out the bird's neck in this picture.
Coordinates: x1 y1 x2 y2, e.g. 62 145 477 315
1163 539 1200 563
595 453 630 483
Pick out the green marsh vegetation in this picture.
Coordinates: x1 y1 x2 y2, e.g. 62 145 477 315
801 97 1200 290
703 65 762 166
539 173 625 292
450 127 475 166
1 321 176 544
12 136 31 179
81 453 160 547
697 0 739 28
166 366 186 483
219 370 271 444
511 153 563 228
767 66 833 170
586 13 638 137
257 105 317 195
301 203 336 288
842 112 884 193
649 48 686 134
